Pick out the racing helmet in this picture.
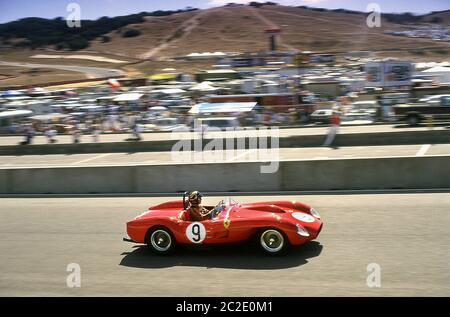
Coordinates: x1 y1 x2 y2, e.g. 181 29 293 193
189 191 203 205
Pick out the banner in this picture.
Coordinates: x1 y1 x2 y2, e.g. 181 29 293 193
365 61 412 87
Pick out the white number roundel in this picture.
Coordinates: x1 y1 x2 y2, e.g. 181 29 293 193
186 222 206 243
292 212 315 223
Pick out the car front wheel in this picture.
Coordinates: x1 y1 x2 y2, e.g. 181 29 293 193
146 227 175 255
259 229 288 255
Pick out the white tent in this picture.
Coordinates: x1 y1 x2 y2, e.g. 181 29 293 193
189 81 219 92
421 66 450 83
422 66 450 73
414 62 437 71
113 93 144 102
0 109 33 119
149 106 168 111
30 113 71 121
186 52 226 59
153 88 186 95
189 102 257 114
0 90 23 97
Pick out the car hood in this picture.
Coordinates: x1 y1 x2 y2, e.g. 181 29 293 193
240 204 288 214
240 200 311 213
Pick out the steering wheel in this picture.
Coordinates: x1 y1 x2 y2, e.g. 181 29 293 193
211 207 219 219
211 200 225 219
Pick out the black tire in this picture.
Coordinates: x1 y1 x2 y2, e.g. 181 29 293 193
146 227 176 255
407 114 420 126
258 228 289 255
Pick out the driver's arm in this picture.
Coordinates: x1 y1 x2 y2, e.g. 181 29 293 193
200 206 212 219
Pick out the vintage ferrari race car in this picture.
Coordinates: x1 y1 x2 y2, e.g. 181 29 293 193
124 193 323 255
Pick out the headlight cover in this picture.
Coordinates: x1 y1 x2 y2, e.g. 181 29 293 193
296 224 310 237
310 207 321 219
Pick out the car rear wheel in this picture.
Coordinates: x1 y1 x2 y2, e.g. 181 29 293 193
259 229 288 255
146 227 175 255
407 114 420 126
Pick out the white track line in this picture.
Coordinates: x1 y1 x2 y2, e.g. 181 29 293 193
72 153 112 165
416 144 431 156
227 149 258 162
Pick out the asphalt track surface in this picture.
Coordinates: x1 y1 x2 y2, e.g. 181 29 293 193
0 193 449 296
0 144 448 168
0 124 447 146
0 60 124 79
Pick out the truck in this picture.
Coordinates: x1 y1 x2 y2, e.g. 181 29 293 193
392 95 450 125
208 92 317 118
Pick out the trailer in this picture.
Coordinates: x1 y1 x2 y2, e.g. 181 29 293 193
208 92 317 116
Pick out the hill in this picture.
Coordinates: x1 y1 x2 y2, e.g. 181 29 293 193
88 5 450 60
1 4 449 60
420 10 450 25
0 8 199 51
0 3 449 85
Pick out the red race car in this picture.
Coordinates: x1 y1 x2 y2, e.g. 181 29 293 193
124 193 323 255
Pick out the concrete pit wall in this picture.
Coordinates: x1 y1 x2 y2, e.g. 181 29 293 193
0 129 449 156
1 155 449 194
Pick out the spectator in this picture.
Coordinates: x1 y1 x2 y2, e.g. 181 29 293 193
44 127 57 144
238 113 247 126
323 110 341 148
264 111 272 126
273 112 282 126
107 113 116 131
254 111 264 127
131 123 142 141
9 122 19 134
288 108 298 125
20 125 35 145
72 128 82 144
92 125 100 143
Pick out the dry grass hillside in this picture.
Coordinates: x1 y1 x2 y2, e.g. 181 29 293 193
423 10 450 25
85 5 450 60
87 11 199 59
1 5 449 86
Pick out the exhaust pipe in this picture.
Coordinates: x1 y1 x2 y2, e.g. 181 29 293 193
122 237 135 243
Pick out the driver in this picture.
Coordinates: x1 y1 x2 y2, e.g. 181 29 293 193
187 191 212 221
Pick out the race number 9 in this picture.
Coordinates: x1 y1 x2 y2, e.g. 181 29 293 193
186 222 206 243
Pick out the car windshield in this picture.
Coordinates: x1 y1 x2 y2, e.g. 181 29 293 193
212 198 238 218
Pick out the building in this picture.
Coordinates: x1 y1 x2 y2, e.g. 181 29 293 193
195 69 239 82
208 92 316 114
185 52 227 60
302 79 343 99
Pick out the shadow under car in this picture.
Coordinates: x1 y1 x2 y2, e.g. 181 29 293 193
119 240 323 270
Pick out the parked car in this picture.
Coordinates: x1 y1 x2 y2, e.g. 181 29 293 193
419 94 450 105
392 96 450 125
310 109 333 124
152 118 187 131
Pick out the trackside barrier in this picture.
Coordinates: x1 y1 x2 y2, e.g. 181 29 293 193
1 155 449 194
0 129 449 156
